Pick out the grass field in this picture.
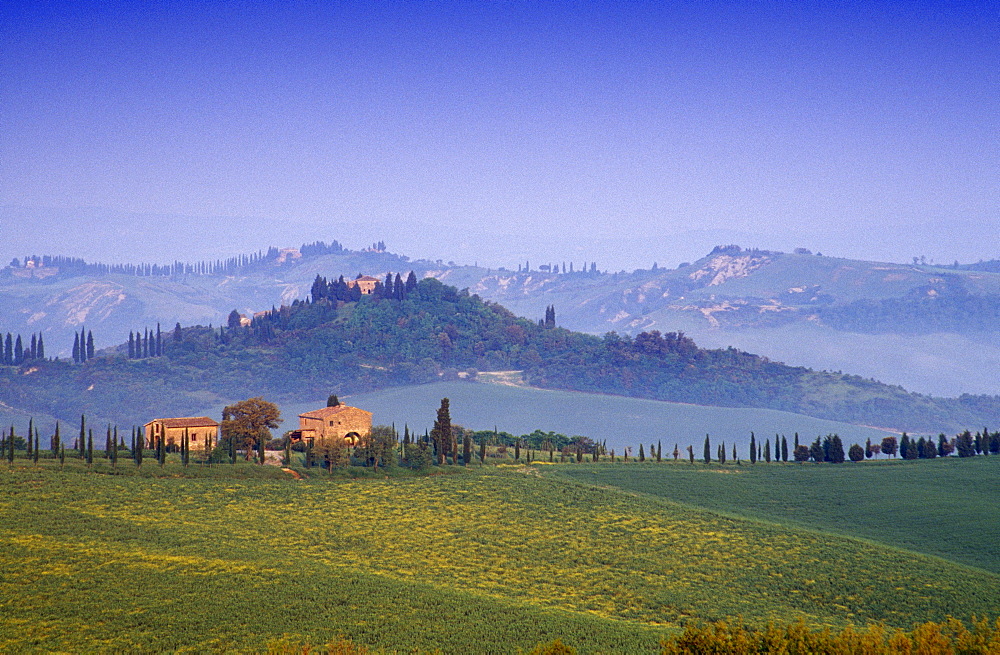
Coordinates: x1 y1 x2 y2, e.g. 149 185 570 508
1 458 999 653
548 457 1000 577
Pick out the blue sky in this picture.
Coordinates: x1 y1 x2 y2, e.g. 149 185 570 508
1 1 997 269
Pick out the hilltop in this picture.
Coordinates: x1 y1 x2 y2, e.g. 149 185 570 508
0 275 997 434
3 243 1000 397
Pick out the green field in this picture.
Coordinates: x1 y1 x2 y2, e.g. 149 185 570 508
303 380 898 455
1 457 999 653
549 456 1000 576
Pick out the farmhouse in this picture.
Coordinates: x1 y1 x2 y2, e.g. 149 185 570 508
346 275 380 295
144 417 219 449
291 404 372 446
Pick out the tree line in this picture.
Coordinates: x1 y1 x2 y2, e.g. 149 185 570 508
1 332 46 365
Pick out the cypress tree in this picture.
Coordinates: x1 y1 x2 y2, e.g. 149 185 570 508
765 439 772 463
36 334 44 359
183 428 190 466
52 421 60 456
137 427 144 467
26 418 33 457
639 444 645 462
79 415 86 457
105 426 112 459
732 443 737 463
73 332 81 362
781 435 788 462
59 441 65 467
462 431 472 466
14 335 23 365
86 330 94 359
7 425 13 463
257 431 265 465
479 436 487 464
128 332 135 358
156 323 162 356
703 434 711 464
656 440 662 462
111 428 118 468
86 430 93 465
430 398 452 465
750 432 757 464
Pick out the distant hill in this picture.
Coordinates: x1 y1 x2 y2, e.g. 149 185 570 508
3 243 1000 396
0 276 997 434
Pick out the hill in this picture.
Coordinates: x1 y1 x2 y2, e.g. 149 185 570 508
0 277 997 435
3 243 1000 397
1 463 999 652
549 456 1000 576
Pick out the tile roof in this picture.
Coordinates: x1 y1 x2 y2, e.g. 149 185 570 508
148 417 219 428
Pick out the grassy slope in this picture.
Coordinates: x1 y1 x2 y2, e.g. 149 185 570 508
325 380 897 454
2 462 999 653
549 457 1000 576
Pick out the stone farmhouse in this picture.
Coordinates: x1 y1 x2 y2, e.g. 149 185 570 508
291 404 373 446
144 417 219 449
346 275 380 295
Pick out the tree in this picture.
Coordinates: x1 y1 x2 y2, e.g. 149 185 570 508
865 438 873 459
227 310 242 329
749 432 756 464
764 439 771 463
221 397 282 459
955 430 975 457
430 398 452 465
327 394 340 407
781 435 788 462
703 435 711 464
793 445 810 462
828 434 845 463
638 443 645 462
358 425 396 470
881 436 898 458
809 438 824 463
86 430 93 465
463 429 472 466
86 331 94 359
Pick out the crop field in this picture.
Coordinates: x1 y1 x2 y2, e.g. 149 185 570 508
550 456 1000 576
1 460 999 653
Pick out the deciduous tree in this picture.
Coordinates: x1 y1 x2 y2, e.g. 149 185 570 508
221 397 282 460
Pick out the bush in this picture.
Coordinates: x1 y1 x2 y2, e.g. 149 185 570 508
848 443 865 462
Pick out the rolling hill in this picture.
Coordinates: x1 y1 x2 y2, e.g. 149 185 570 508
0 276 997 438
3 243 1000 398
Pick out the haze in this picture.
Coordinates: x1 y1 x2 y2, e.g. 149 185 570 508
1 2 997 270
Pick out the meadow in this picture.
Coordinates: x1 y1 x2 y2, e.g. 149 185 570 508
549 456 1000 575
1 458 999 652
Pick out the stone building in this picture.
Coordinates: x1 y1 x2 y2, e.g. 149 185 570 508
143 417 219 449
346 275 380 295
292 404 372 446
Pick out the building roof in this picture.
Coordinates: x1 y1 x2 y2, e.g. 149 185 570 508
355 275 381 282
146 417 219 428
299 405 372 420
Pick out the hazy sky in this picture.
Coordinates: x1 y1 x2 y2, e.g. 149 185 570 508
2 1 997 269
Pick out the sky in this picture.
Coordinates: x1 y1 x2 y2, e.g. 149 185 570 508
1 1 998 270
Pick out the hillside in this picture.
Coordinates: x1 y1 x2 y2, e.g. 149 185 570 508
1 463 999 652
3 243 1000 397
0 277 997 434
